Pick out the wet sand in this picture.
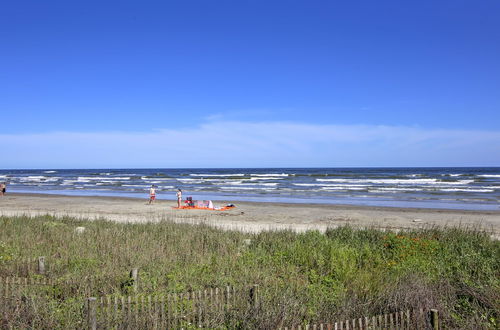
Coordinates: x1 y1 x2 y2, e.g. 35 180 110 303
1 193 499 237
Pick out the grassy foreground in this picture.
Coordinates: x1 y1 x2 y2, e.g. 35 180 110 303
0 215 499 329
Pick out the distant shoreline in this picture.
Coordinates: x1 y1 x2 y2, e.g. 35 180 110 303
1 193 499 239
5 191 500 214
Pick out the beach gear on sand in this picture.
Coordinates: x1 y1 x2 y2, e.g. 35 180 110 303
172 198 235 211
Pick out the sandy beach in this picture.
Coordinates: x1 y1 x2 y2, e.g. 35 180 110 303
1 193 499 237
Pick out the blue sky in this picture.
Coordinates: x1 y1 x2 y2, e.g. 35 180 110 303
1 0 499 168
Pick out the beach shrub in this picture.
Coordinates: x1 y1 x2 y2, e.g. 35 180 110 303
0 241 14 263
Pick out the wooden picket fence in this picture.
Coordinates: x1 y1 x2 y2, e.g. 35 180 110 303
86 285 259 329
85 296 438 330
0 256 48 277
278 308 439 329
0 274 115 299
0 279 258 329
0 274 439 329
0 276 54 296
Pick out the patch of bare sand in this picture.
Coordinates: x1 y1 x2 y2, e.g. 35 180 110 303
1 193 499 238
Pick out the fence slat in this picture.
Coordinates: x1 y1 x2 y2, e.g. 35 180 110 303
161 295 165 327
38 256 46 275
150 295 156 329
167 293 172 326
87 297 97 330
215 287 219 310
196 290 201 328
173 292 178 327
430 309 439 330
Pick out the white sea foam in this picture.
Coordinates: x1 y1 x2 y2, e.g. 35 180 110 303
372 187 424 192
17 176 62 183
294 183 369 187
316 178 438 184
22 176 48 181
190 174 246 177
369 189 398 193
250 173 289 177
144 180 175 184
437 180 475 185
141 177 172 181
220 186 260 190
316 178 474 185
429 185 495 190
437 188 494 193
215 182 278 186
293 183 325 187
43 170 57 173
77 176 130 181
370 186 493 193
61 180 77 185
315 178 356 183
212 181 243 185
177 178 205 183
218 186 277 191
194 178 242 183
247 177 285 181
319 187 366 190
478 174 500 178
43 177 60 182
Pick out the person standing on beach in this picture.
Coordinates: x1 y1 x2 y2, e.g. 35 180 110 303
148 185 156 204
176 189 182 208
0 182 5 196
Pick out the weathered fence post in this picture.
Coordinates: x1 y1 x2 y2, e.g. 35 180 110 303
87 297 97 330
38 256 46 275
130 268 139 292
430 309 439 330
249 284 259 307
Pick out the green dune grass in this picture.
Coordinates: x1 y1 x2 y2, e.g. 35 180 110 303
0 215 498 328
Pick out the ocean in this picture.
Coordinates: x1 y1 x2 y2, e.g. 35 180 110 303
1 168 499 210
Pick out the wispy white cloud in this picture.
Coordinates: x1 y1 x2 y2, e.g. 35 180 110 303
2 121 500 168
